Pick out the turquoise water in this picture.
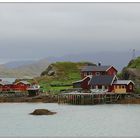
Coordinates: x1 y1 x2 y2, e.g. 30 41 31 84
0 103 140 138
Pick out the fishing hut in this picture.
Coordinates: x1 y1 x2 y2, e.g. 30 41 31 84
27 84 40 97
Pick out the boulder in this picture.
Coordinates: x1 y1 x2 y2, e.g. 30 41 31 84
30 109 56 115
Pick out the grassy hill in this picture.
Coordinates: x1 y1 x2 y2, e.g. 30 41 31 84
121 57 140 80
127 56 140 69
36 61 96 93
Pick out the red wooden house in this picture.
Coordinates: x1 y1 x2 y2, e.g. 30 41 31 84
0 81 12 92
73 75 134 93
13 81 31 91
73 64 134 93
112 80 134 93
81 65 117 78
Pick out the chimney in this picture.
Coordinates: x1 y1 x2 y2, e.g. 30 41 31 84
98 62 101 66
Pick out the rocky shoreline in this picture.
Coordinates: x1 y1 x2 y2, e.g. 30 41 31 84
0 94 58 103
116 98 140 104
0 93 140 104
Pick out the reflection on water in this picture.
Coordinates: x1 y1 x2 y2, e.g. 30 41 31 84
0 103 140 137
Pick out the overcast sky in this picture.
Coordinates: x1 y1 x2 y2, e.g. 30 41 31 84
0 3 140 62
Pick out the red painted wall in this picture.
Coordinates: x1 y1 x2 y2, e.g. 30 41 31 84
2 85 11 91
108 85 114 92
0 82 31 92
106 67 117 76
12 83 30 91
126 83 134 92
81 77 91 90
81 66 117 78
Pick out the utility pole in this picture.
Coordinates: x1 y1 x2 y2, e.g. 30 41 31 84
132 49 136 60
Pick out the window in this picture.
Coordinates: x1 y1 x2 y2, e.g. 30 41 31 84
130 85 133 90
89 72 92 75
119 85 121 89
96 72 100 76
122 85 125 89
98 85 102 89
87 72 92 75
96 85 98 89
84 72 87 76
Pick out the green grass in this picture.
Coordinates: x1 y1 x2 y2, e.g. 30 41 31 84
134 88 140 94
37 61 95 93
128 57 140 68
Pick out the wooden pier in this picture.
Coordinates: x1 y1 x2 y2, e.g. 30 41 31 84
58 92 128 105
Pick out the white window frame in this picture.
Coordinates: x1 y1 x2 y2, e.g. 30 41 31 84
96 72 100 76
88 72 92 75
84 72 87 76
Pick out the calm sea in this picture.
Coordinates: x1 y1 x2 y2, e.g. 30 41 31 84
0 103 140 138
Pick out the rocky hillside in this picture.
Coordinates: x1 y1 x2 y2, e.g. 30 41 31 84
121 57 140 88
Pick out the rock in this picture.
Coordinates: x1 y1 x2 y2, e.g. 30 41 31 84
41 65 56 76
30 109 56 115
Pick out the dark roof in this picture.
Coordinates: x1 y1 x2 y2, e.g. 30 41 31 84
15 80 30 85
89 75 116 85
113 80 134 85
81 65 112 72
72 75 92 84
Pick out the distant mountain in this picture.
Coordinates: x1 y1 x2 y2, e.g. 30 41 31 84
0 59 49 78
0 51 140 78
46 51 140 71
4 60 36 68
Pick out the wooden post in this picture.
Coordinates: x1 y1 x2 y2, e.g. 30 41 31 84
77 95 79 105
58 95 60 104
71 95 73 104
68 94 70 104
91 94 92 104
105 94 106 103
81 95 83 105
74 95 75 105
80 95 82 105
78 95 80 105
76 95 77 105
99 94 100 104
100 94 102 104
91 94 93 105
72 95 73 104
73 95 74 104
64 95 66 104
93 95 95 104
73 95 76 104
75 95 77 105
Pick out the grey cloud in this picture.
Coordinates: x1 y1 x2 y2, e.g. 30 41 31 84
0 3 140 61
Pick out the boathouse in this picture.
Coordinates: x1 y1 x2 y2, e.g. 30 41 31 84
27 84 40 96
13 81 31 91
112 80 134 93
0 81 12 92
